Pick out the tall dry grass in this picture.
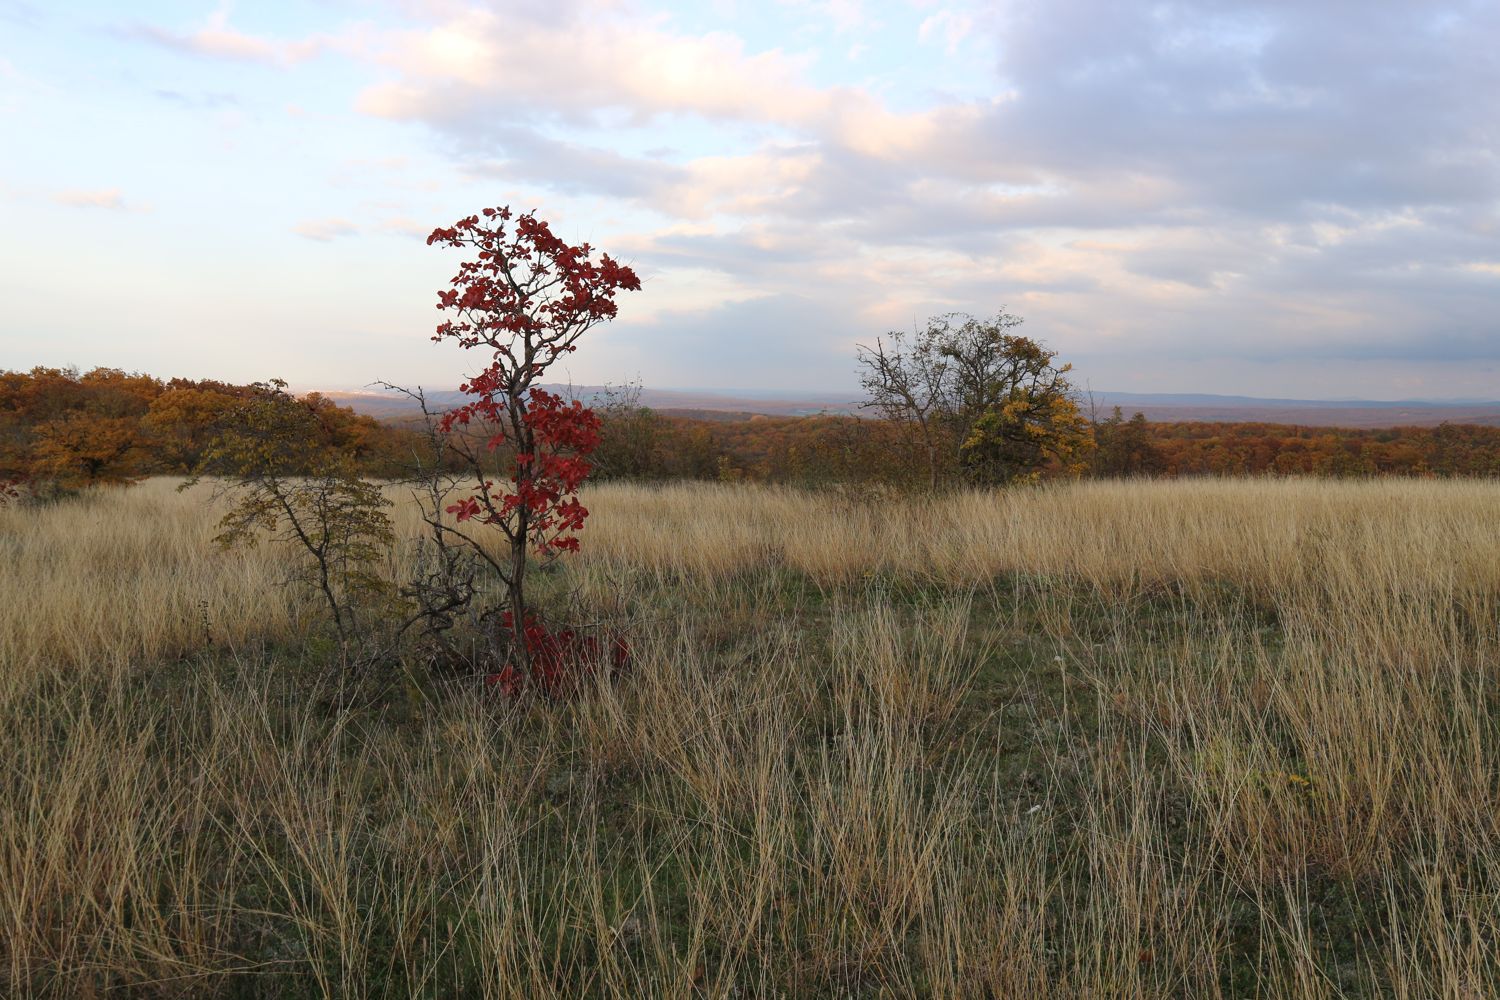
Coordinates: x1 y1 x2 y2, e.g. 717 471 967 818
1 476 1499 996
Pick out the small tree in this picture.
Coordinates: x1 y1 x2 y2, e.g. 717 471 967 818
1093 407 1164 477
191 380 395 669
592 379 663 480
424 207 639 679
856 310 1093 488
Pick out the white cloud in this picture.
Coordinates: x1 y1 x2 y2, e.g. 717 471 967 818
777 0 869 34
293 218 359 241
353 1 969 163
381 216 434 239
53 188 127 210
918 10 973 54
127 7 324 65
357 7 813 125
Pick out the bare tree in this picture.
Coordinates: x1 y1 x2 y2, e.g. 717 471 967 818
373 382 484 670
593 378 662 480
923 311 1027 423
856 326 952 490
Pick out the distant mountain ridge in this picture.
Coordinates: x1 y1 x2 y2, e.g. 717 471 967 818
1088 391 1500 409
1082 392 1500 428
320 386 1500 429
321 385 864 420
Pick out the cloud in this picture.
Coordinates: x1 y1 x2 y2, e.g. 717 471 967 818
53 188 127 210
153 89 240 109
357 6 813 126
381 216 435 239
293 218 359 241
124 8 323 65
353 2 966 162
459 128 688 202
778 0 869 35
918 10 973 54
607 293 870 389
126 0 1500 394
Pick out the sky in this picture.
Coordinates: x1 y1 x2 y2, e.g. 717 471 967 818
1 0 1498 399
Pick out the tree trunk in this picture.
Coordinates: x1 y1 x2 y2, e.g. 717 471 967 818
507 381 532 674
507 510 530 673
919 417 939 491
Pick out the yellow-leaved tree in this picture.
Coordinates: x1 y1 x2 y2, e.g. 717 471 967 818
857 310 1094 488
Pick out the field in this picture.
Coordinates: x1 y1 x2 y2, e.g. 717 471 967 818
3 478 1500 997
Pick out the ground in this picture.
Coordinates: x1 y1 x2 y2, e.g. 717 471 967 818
2 478 1498 997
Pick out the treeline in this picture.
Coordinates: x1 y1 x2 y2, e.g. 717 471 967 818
1091 411 1500 478
4 367 1500 494
0 367 416 489
593 405 1500 484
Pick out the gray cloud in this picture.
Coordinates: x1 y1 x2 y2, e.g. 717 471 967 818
459 127 688 202
350 0 1500 395
611 293 868 389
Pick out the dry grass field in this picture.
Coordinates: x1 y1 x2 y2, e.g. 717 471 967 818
3 477 1500 997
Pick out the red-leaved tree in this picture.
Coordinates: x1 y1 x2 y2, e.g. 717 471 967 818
426 206 639 682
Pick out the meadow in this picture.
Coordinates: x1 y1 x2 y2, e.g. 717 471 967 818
3 477 1499 997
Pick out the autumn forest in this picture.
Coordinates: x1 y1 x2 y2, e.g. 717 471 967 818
5 365 1500 498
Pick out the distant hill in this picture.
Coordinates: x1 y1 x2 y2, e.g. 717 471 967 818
321 386 864 421
1084 392 1500 428
321 386 1500 429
